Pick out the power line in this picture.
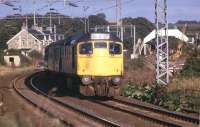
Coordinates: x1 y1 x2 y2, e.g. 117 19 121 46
0 16 70 20
93 0 134 14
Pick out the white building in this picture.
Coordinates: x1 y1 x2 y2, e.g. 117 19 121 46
6 25 63 55
4 55 21 67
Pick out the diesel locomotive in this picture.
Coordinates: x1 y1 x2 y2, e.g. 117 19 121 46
45 33 124 96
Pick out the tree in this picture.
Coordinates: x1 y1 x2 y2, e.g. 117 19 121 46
0 13 155 58
88 13 108 28
96 13 106 20
122 17 155 50
0 19 22 51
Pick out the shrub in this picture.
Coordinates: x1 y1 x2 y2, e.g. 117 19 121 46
122 83 157 103
20 55 31 66
122 83 197 111
125 57 145 71
180 57 200 77
28 50 43 60
160 92 194 111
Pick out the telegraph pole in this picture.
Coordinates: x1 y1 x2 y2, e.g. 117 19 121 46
50 9 52 33
33 0 36 26
133 25 136 55
83 6 89 33
116 0 122 40
155 0 169 85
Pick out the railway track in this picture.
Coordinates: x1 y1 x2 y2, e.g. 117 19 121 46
13 71 200 127
13 72 120 127
113 97 199 124
91 97 199 127
33 71 200 127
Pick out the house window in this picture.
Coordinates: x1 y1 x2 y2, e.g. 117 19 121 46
22 40 25 46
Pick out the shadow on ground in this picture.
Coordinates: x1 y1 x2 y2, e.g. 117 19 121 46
24 71 112 101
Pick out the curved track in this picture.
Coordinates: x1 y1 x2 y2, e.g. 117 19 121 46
13 72 120 127
31 71 199 127
13 71 200 127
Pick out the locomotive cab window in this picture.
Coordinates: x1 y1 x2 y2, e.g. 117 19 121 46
109 43 122 54
79 43 93 54
94 42 107 48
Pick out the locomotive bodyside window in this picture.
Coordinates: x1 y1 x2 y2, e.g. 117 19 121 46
79 43 92 54
109 43 122 54
94 42 107 48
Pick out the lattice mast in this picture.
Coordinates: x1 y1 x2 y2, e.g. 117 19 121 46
155 0 169 85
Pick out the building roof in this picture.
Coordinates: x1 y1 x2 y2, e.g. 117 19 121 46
6 28 43 45
6 26 57 45
28 29 45 40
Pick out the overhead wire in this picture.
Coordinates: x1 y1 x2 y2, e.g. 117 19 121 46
93 0 135 14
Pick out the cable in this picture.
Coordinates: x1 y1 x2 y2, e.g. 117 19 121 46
93 0 135 14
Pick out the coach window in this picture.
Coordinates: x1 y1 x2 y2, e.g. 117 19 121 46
79 43 92 54
109 43 122 54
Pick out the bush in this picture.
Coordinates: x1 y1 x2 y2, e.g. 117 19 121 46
160 92 194 111
180 57 200 77
122 83 157 103
20 55 31 66
28 50 43 60
125 57 145 71
122 83 196 111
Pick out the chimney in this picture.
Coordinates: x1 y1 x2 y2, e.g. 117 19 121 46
22 22 27 30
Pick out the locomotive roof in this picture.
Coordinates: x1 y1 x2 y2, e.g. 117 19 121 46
46 32 122 48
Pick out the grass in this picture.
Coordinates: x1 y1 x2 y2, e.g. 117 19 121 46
166 77 200 111
0 65 67 127
168 77 200 92
124 57 145 71
122 49 200 112
123 56 155 84
0 111 64 127
121 77 200 111
0 66 33 78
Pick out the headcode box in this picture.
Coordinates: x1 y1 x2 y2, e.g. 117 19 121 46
91 33 110 40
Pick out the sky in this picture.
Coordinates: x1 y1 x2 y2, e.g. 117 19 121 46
0 0 200 23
